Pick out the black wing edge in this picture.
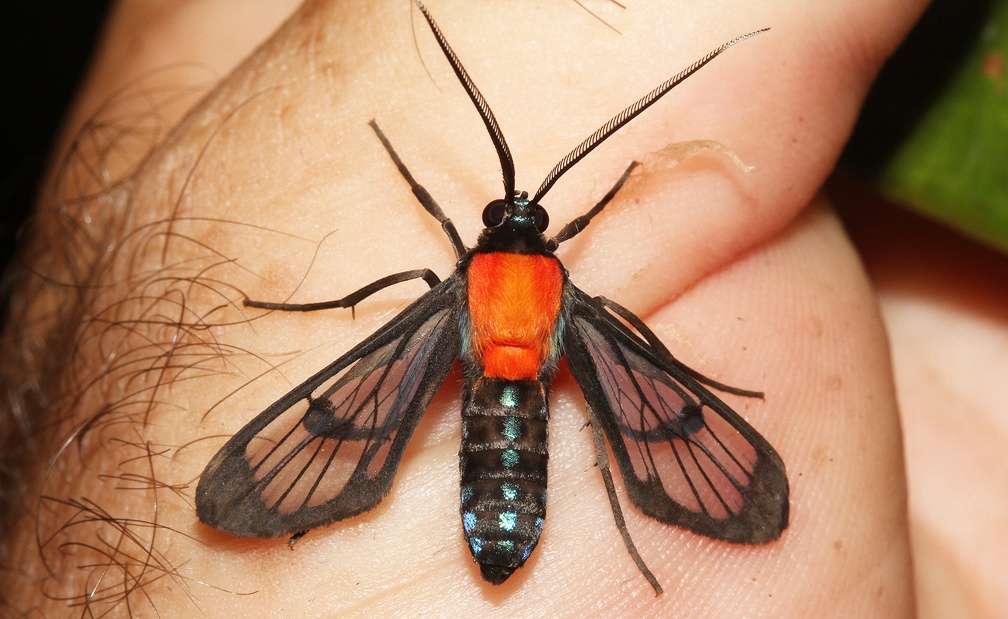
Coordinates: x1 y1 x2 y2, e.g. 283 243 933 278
195 276 462 538
563 284 789 544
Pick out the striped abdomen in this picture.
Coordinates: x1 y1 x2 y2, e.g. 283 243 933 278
461 251 563 583
460 378 548 583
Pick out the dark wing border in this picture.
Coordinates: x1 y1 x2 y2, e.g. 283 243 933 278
196 275 462 537
563 284 788 543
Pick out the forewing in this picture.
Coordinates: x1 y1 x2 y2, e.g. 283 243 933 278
563 285 788 543
196 279 462 538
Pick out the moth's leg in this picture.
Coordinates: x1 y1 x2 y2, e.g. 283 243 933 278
595 295 763 399
369 120 467 259
588 407 664 596
245 268 440 317
546 161 638 250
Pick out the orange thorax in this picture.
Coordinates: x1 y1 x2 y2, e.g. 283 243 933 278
467 252 564 380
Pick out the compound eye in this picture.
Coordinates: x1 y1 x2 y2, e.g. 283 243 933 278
482 200 507 227
532 205 549 233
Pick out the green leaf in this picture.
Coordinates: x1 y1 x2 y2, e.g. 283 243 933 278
880 1 1008 251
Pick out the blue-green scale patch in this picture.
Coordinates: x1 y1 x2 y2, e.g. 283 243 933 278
501 482 518 501
501 449 520 468
498 511 518 532
463 511 477 533
501 416 522 442
500 384 520 408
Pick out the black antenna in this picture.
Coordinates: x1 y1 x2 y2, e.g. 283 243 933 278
415 1 516 200
531 28 768 204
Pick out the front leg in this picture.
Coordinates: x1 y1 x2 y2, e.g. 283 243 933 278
245 268 441 318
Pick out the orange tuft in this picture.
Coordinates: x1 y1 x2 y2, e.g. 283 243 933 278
467 253 563 380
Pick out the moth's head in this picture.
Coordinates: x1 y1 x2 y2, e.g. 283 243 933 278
481 191 549 234
475 191 551 254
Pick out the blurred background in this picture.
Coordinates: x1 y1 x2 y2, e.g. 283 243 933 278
0 4 111 287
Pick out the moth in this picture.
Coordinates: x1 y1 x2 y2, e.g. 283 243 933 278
196 1 788 595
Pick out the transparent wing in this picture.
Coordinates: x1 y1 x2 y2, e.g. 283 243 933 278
196 277 462 538
563 285 788 543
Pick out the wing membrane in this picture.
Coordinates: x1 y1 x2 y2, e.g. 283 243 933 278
563 285 788 543
196 277 462 537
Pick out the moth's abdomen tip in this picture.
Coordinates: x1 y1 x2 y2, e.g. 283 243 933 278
480 563 517 585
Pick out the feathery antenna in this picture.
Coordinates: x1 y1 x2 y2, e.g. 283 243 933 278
414 1 517 200
531 28 768 203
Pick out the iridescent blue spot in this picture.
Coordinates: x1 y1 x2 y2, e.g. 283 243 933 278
461 484 474 504
501 416 522 441
462 512 477 533
498 511 518 532
534 517 544 535
501 482 518 501
501 449 520 468
521 544 534 562
470 537 483 554
498 540 514 552
500 384 520 408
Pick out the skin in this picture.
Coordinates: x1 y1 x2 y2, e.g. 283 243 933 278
835 179 1008 619
12 0 1001 615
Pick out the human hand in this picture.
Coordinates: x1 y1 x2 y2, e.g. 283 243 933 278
3 1 929 615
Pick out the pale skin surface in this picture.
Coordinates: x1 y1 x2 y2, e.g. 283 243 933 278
12 0 1003 616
